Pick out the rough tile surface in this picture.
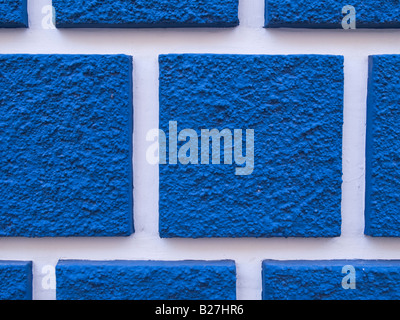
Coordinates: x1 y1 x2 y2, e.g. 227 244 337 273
0 0 28 28
53 0 239 28
0 54 133 237
263 260 400 300
266 0 400 28
159 54 344 238
365 55 400 237
0 261 32 300
56 260 236 300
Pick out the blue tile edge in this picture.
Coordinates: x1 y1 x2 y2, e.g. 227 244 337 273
57 259 236 267
127 55 134 236
55 21 239 29
21 0 28 28
262 259 400 267
365 55 376 237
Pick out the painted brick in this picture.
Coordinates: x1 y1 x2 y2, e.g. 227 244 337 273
0 54 133 237
0 0 27 28
365 55 400 237
56 260 236 300
159 54 344 238
53 0 239 28
262 260 400 300
0 261 32 300
265 0 400 28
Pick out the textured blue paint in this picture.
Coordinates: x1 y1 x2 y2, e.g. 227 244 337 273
53 0 239 28
365 55 400 237
56 260 236 300
0 54 133 237
263 260 400 300
0 261 32 300
159 54 343 238
265 0 400 28
0 0 27 28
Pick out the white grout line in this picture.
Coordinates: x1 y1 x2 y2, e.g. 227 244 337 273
341 55 369 240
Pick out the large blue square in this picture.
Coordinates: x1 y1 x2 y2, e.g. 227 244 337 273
159 54 343 238
0 55 133 237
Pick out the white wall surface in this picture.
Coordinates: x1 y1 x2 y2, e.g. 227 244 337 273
0 0 400 300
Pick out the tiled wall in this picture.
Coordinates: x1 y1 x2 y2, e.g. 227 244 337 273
1 0 400 300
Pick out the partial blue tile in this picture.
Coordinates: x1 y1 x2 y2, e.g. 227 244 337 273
0 0 28 28
0 261 32 300
56 260 236 300
53 0 239 28
263 260 400 300
266 0 400 29
366 55 400 237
